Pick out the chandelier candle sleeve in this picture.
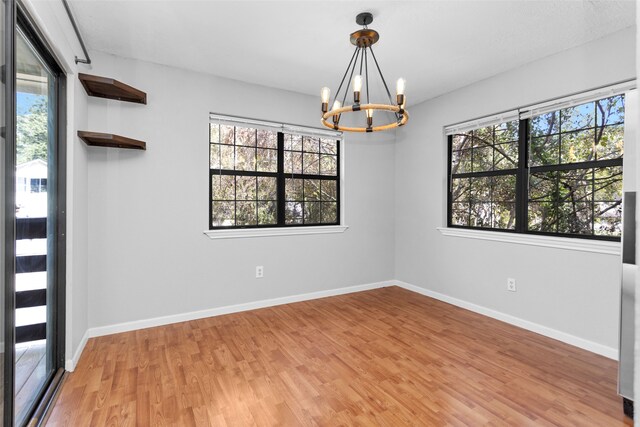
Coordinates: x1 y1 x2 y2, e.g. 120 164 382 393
319 12 409 133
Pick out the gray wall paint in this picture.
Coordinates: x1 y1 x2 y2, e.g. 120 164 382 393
395 27 636 351
85 51 395 329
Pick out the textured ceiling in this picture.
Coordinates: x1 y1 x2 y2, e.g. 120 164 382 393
67 0 635 106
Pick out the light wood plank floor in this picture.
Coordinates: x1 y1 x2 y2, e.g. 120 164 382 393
46 286 630 426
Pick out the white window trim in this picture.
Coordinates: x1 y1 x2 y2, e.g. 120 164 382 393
204 225 349 239
437 227 620 256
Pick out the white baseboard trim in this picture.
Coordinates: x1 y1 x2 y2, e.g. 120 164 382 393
86 280 394 340
65 329 89 372
67 278 616 371
394 280 618 360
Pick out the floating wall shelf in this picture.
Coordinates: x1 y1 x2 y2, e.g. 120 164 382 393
79 73 147 104
78 131 146 150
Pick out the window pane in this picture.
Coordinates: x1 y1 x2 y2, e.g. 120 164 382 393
257 177 277 200
472 126 493 148
528 201 557 232
212 201 234 227
257 129 277 148
321 202 338 224
595 202 622 236
236 201 257 226
257 201 277 225
320 155 337 176
320 139 338 155
451 149 471 174
470 177 491 202
494 142 517 170
285 202 303 224
472 146 493 172
284 134 302 151
557 202 592 235
560 102 595 132
221 125 234 145
558 169 591 204
596 124 623 160
529 172 556 202
236 176 256 200
303 137 319 153
320 180 337 201
304 179 321 201
451 203 469 226
492 175 516 202
594 166 622 202
529 135 559 166
560 129 595 164
284 151 302 174
451 178 470 203
492 203 515 229
530 111 559 137
210 123 220 143
495 120 519 143
596 95 624 127
257 148 277 172
470 203 491 228
210 144 234 170
285 178 303 201
303 153 320 174
304 201 321 223
235 147 256 171
236 127 256 146
452 133 472 151
211 175 235 200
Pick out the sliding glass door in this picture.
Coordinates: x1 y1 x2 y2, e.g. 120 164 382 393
3 3 65 425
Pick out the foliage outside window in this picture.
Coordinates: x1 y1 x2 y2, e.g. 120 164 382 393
448 94 624 240
209 122 340 229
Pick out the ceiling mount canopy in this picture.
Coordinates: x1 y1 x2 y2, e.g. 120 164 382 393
320 12 408 133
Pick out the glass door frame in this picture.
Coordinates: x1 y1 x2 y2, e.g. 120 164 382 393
4 2 66 425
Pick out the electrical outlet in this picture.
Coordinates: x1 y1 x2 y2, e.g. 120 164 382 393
256 266 264 278
507 278 516 292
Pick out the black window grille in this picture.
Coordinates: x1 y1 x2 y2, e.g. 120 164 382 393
448 94 624 240
209 122 340 229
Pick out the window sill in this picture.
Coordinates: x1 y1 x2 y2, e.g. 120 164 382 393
436 227 620 255
204 225 349 240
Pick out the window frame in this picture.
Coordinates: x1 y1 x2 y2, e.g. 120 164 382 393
208 121 342 231
447 109 624 242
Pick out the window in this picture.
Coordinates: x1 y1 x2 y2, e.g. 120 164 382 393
29 178 46 193
209 119 340 229
448 93 625 240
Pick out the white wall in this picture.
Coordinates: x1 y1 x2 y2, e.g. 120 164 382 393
84 51 395 330
395 26 636 356
21 0 90 369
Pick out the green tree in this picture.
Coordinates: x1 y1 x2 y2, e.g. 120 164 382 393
17 96 48 165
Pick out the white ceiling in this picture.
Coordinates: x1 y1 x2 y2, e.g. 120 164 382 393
68 0 635 106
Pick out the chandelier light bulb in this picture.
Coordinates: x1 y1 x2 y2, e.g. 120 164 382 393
353 75 363 92
366 108 373 129
396 78 406 106
320 87 330 103
332 100 342 125
320 86 330 113
396 78 406 96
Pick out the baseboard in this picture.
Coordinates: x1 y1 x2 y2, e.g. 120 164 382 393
394 280 618 360
65 329 89 372
86 280 394 339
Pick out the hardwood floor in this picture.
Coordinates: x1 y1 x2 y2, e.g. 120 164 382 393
45 286 630 426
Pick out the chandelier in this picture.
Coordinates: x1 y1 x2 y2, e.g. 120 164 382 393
320 12 408 133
